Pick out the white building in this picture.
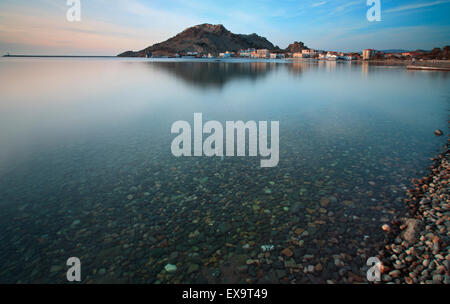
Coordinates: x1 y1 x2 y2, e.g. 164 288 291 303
302 49 317 57
256 49 270 59
363 49 377 60
327 55 338 61
239 48 256 57
219 52 233 58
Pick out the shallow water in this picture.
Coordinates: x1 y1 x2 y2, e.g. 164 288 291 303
0 58 448 283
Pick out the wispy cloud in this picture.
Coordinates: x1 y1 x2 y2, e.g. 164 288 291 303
312 1 327 7
0 4 172 55
330 25 450 51
330 1 360 15
115 0 197 28
385 0 450 13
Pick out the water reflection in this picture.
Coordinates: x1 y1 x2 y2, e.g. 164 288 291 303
0 58 448 284
362 62 369 77
149 61 283 89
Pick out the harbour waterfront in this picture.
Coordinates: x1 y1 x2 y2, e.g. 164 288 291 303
0 58 448 283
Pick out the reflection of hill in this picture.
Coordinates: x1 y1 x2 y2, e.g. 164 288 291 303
284 61 331 75
285 61 306 75
149 61 282 89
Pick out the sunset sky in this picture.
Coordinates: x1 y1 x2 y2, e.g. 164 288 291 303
0 0 449 55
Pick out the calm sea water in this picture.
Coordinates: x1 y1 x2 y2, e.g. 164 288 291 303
0 58 448 283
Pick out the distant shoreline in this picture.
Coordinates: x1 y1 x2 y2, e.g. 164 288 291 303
3 55 450 71
2 55 116 58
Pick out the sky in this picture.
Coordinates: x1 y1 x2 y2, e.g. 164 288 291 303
0 0 449 55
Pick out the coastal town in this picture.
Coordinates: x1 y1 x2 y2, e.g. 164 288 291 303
114 23 449 68
5 47 449 63
145 46 450 63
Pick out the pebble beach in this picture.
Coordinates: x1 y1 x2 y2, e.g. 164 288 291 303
378 143 449 284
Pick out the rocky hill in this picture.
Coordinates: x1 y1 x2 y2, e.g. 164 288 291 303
285 41 309 53
118 24 276 57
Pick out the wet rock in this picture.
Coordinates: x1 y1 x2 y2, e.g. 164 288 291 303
164 264 177 273
315 264 323 272
169 251 179 260
434 129 443 136
281 248 293 257
343 200 354 207
400 218 423 243
306 208 315 215
328 196 338 204
294 228 304 235
334 258 344 267
381 224 391 232
320 198 330 207
284 259 297 269
389 270 401 278
432 274 443 283
187 264 199 274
